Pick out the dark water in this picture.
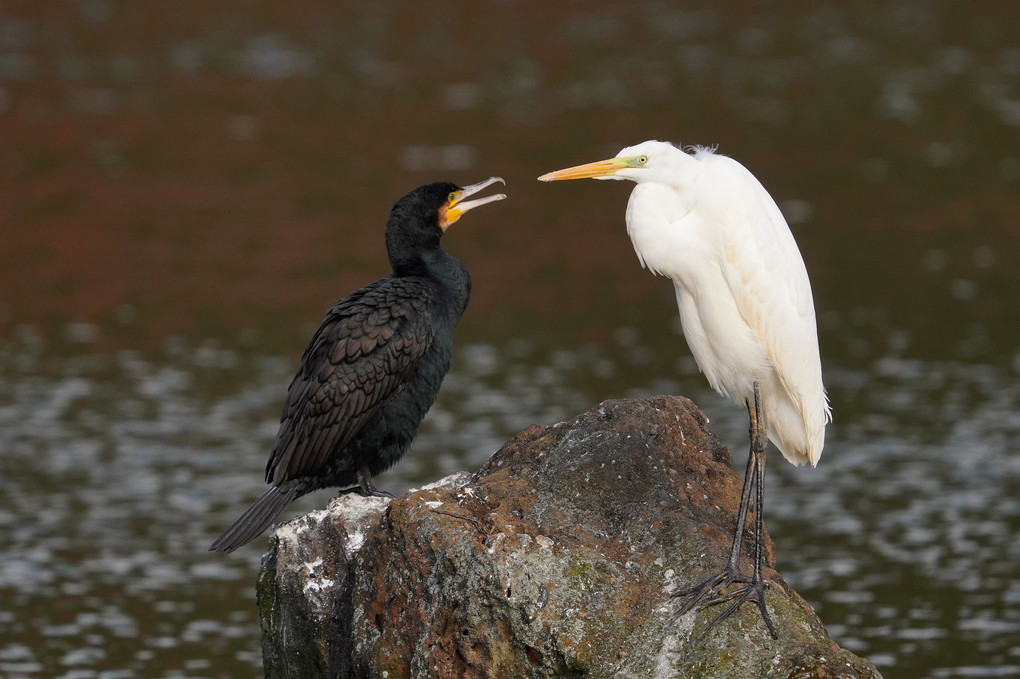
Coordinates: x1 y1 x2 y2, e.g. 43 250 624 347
2 2 1018 678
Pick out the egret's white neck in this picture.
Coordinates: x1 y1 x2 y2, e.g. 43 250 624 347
625 183 704 280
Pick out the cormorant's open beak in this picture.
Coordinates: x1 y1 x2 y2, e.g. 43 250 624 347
538 157 630 182
445 177 507 227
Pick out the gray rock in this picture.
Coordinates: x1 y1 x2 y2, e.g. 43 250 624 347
258 395 882 678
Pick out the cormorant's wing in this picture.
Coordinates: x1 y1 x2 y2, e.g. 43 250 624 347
264 276 436 484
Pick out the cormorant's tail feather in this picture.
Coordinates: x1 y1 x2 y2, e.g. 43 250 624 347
209 483 303 553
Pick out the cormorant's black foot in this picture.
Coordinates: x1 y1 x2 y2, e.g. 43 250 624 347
345 467 396 498
337 484 395 498
666 565 777 639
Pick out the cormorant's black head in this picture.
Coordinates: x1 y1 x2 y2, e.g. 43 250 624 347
386 177 505 275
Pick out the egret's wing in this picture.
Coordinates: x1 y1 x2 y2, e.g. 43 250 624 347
715 160 825 423
265 276 436 484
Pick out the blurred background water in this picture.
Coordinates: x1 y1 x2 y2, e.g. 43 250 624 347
1 1 1018 677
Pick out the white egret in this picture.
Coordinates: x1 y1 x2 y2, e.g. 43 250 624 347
538 141 830 638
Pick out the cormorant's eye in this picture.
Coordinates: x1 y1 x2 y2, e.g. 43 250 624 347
448 192 457 202
637 155 648 165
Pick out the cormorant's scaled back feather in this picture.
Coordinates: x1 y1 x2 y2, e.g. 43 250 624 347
208 277 439 554
266 276 437 484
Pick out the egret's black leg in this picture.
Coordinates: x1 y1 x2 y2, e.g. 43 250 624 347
666 381 778 639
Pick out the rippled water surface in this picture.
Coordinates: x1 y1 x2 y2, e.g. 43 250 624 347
2 2 1019 678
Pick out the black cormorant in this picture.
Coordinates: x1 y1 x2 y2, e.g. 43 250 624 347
210 177 506 553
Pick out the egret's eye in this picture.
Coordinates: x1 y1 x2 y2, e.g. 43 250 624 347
637 155 648 165
448 192 457 202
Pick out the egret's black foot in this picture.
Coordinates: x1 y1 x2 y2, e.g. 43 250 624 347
666 565 777 639
665 381 780 640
